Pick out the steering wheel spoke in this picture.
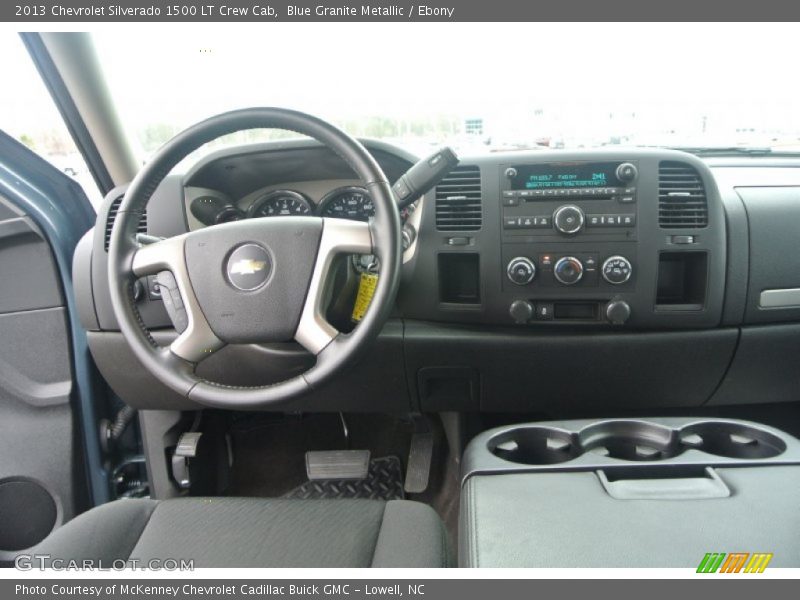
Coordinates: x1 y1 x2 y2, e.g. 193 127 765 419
131 234 224 363
295 218 373 355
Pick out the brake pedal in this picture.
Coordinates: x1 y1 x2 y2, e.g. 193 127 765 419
305 450 370 480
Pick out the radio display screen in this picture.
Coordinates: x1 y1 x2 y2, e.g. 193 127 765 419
511 162 623 190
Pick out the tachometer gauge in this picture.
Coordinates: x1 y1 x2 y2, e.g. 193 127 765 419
248 190 312 218
319 187 375 221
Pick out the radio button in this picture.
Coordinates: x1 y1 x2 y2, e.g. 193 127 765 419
503 217 520 229
616 162 638 182
553 204 585 235
621 214 636 226
536 215 551 228
587 214 602 227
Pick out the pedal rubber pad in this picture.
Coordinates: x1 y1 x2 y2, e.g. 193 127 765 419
305 450 371 480
404 431 434 494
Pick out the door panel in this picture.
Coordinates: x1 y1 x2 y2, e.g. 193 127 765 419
0 196 82 561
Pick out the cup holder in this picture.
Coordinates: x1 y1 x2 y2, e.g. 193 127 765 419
680 422 787 459
486 420 788 467
488 427 580 465
579 421 683 461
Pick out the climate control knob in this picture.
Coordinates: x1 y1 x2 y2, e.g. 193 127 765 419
553 205 585 235
507 257 536 285
602 256 633 285
554 256 584 286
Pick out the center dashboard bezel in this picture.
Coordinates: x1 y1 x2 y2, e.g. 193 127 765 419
397 148 727 331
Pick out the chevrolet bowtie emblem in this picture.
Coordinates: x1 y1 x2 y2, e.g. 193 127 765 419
230 259 268 275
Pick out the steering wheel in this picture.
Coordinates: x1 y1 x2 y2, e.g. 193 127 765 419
107 108 401 408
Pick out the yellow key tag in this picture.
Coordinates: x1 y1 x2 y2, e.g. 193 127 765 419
352 272 379 322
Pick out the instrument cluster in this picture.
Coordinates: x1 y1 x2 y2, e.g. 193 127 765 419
190 185 375 226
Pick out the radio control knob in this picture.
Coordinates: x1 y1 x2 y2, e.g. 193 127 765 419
602 255 633 285
616 162 638 182
504 167 518 179
606 299 631 325
507 257 536 285
553 205 585 235
509 300 534 323
554 256 584 285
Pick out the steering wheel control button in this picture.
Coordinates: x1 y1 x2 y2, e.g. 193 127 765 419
554 256 584 285
509 300 534 323
507 257 536 285
155 271 188 333
602 256 633 285
616 162 639 182
553 205 585 235
226 243 272 291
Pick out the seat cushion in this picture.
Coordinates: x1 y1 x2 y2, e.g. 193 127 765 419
36 497 451 568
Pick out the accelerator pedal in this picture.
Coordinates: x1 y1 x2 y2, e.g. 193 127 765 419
405 430 434 494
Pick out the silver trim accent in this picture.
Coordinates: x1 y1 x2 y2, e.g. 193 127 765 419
131 235 224 363
295 218 373 355
553 256 584 286
759 288 800 309
601 255 633 285
506 256 536 285
553 204 585 235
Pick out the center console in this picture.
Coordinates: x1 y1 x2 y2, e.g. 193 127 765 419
460 417 800 567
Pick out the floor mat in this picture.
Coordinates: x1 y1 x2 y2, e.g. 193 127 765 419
283 456 405 501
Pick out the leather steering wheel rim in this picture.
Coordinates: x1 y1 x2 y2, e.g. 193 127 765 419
107 108 401 409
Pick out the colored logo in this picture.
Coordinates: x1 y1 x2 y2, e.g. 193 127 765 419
697 552 773 573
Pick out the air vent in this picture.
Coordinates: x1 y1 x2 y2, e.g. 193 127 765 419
104 195 148 251
658 161 708 228
435 166 482 231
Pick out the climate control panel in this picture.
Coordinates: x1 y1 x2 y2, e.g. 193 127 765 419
505 252 634 288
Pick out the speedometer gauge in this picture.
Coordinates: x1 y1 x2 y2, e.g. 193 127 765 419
248 190 312 218
319 187 375 221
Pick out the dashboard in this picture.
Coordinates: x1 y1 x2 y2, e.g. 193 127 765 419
73 138 800 415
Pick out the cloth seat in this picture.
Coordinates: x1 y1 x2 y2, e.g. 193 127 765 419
36 497 451 568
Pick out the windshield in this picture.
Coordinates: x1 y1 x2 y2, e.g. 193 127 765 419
92 24 800 159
